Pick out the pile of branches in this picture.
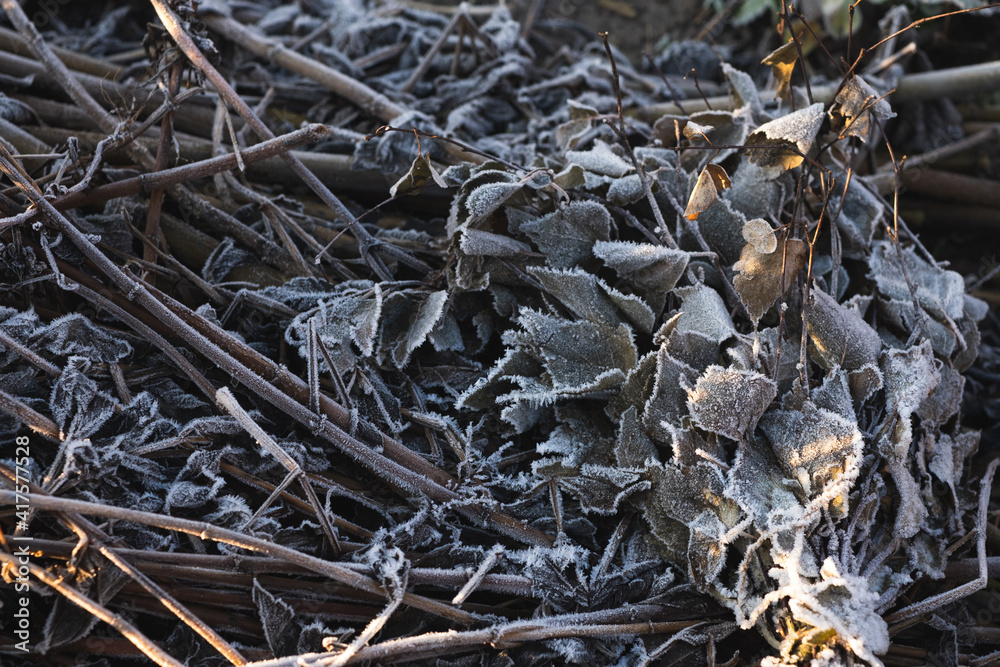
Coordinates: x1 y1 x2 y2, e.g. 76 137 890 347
1 1 999 665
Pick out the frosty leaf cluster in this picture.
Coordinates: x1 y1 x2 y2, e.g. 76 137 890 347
0 2 992 665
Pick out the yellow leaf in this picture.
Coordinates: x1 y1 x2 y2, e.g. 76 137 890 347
704 164 732 192
761 40 799 101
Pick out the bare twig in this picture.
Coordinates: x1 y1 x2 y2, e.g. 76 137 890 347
0 490 475 624
152 0 429 279
0 549 186 667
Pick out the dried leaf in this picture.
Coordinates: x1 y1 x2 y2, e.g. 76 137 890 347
832 75 895 143
741 218 777 254
761 40 798 101
746 102 825 174
733 235 808 325
389 152 448 197
684 164 732 221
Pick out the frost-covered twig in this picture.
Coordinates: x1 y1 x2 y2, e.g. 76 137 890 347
151 0 429 279
0 490 475 624
217 386 342 555
249 618 702 666
0 549 186 667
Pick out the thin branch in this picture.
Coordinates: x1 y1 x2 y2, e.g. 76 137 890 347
0 490 475 624
0 550 186 667
151 0 428 279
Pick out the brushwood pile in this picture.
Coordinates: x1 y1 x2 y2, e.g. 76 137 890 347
0 2 996 666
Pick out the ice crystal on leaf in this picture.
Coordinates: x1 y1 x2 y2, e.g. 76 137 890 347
686 365 777 442
746 102 826 175
520 200 611 268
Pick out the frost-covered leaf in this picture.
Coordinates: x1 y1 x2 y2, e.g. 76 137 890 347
673 284 736 343
807 287 882 371
810 369 855 421
643 347 699 439
722 63 763 117
869 241 965 322
201 237 254 284
835 175 883 257
607 350 658 420
746 103 825 174
615 406 658 468
593 240 689 296
741 218 777 254
606 173 645 206
378 290 448 368
645 462 740 573
690 193 747 265
50 357 117 440
165 448 229 510
448 167 520 233
769 556 890 665
558 463 651 515
286 283 382 372
724 161 790 221
683 120 714 140
480 310 637 421
535 404 616 469
33 313 131 363
565 140 632 177
915 364 963 430
881 340 938 459
687 510 727 587
528 267 621 326
686 366 777 442
465 179 525 221
726 433 800 525
761 40 798 100
253 579 298 657
832 75 895 143
528 322 636 392
459 228 533 258
519 542 590 611
759 401 863 500
521 200 611 268
601 282 655 334
733 235 807 326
